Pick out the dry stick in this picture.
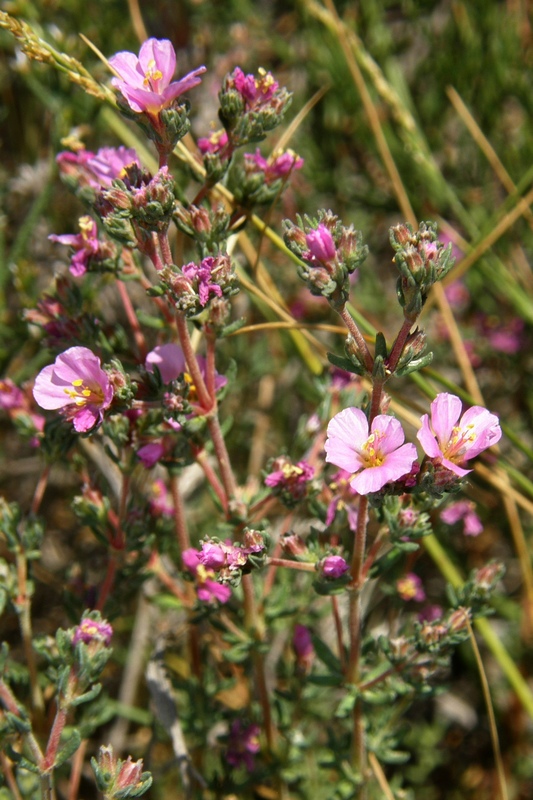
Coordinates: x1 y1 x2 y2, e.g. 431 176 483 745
126 0 148 42
465 616 509 800
0 753 24 800
368 752 396 800
67 739 88 800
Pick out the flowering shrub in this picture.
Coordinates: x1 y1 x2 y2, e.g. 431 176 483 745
0 11 527 800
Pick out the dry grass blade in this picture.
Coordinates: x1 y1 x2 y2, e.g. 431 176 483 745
446 86 533 228
465 615 509 800
369 752 396 800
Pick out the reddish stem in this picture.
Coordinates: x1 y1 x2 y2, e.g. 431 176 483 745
194 448 228 513
169 473 191 554
116 280 148 360
266 557 316 572
175 314 212 410
387 317 414 374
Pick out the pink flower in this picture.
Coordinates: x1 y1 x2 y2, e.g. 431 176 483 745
417 393 502 477
72 616 113 646
244 148 304 183
396 573 426 602
109 38 206 115
325 469 360 531
197 129 229 155
49 215 101 277
182 548 232 604
325 408 418 495
145 343 227 390
440 499 483 536
293 625 314 672
264 456 314 504
304 224 336 264
86 146 142 187
182 257 224 307
33 346 113 433
149 479 174 516
226 720 261 772
232 66 278 108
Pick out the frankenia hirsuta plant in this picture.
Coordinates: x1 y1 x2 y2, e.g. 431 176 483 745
33 346 113 432
324 407 418 494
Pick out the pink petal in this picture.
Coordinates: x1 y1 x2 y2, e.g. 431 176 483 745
33 365 69 409
430 393 462 445
325 408 370 473
145 343 186 383
417 414 442 459
371 415 405 454
72 406 99 433
109 51 145 88
139 39 176 84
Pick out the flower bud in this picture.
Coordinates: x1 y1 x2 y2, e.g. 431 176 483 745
319 554 350 579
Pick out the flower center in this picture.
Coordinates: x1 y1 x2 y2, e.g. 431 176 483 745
79 215 94 241
360 430 385 468
442 423 477 462
63 379 103 407
143 59 163 90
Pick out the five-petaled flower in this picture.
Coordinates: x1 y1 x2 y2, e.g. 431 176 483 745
33 346 113 433
109 38 206 116
417 392 502 477
325 408 418 495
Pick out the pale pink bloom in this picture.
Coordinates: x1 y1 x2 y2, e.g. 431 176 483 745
33 346 113 433
396 573 426 602
440 499 483 536
49 215 101 277
145 343 227 389
325 408 418 495
109 38 206 115
417 393 502 477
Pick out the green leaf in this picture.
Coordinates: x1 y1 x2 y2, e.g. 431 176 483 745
53 728 82 768
311 634 342 673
